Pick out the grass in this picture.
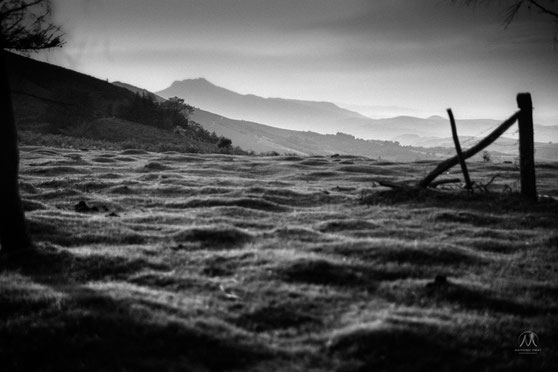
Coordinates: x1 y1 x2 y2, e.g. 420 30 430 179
18 117 247 155
1 147 557 371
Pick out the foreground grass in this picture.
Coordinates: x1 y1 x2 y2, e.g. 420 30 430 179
1 146 557 371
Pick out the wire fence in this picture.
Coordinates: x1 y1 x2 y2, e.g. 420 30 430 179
459 121 520 150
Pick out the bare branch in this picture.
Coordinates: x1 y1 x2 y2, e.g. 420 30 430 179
0 0 63 51
530 0 558 18
448 0 558 44
503 1 525 28
0 0 44 18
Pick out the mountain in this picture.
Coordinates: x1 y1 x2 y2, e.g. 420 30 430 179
393 133 558 162
156 78 369 133
157 78 558 144
11 52 555 161
349 115 558 143
119 81 436 160
335 102 430 119
4 53 429 160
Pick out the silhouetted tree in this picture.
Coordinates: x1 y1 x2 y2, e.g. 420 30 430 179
160 96 194 129
0 0 63 254
450 0 558 43
119 94 195 130
218 137 232 149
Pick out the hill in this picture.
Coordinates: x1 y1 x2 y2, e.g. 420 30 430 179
191 109 435 160
9 52 555 160
346 115 558 144
6 52 435 160
5 52 227 154
156 78 369 132
115 80 440 160
156 78 558 144
394 133 558 162
112 81 166 103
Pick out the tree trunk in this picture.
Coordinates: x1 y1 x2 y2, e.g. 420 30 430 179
0 51 32 254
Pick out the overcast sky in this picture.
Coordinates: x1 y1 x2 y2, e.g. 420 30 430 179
44 0 558 122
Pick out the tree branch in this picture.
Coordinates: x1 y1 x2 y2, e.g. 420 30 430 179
0 0 44 18
529 0 558 19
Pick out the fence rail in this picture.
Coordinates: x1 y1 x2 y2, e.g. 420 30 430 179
418 92 537 200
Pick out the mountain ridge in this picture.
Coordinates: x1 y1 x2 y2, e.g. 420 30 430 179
156 78 369 133
156 78 558 143
121 80 437 160
8 52 556 160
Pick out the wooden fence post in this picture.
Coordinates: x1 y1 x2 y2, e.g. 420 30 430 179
447 109 472 191
418 111 519 188
516 93 537 201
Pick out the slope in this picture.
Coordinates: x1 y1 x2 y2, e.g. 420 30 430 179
156 78 368 132
191 109 433 160
117 81 437 160
156 78 558 144
5 52 223 153
112 81 166 103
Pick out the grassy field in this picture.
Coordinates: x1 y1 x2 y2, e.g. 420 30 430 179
1 146 557 371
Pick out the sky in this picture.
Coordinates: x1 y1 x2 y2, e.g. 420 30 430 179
41 0 558 122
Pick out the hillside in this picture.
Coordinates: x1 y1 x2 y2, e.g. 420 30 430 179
156 78 369 132
1 146 557 371
112 81 166 103
346 115 558 144
116 81 441 160
156 78 558 144
191 109 437 160
9 52 555 160
6 51 134 130
5 52 225 154
4 52 432 160
120 80 556 161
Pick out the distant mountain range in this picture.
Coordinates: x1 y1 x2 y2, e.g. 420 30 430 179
157 78 368 133
156 78 558 144
189 109 440 160
8 52 557 161
5 52 436 160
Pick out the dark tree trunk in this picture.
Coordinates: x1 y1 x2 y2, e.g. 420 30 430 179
0 51 32 254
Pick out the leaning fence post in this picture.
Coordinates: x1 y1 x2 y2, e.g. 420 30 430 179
516 93 537 201
418 111 519 188
447 109 472 191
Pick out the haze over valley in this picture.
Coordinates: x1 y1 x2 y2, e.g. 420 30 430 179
155 77 558 159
